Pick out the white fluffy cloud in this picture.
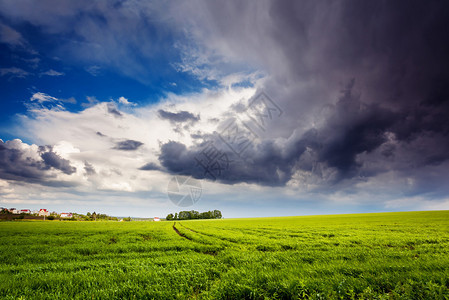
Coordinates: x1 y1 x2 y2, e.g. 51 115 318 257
3 84 445 217
3 86 253 194
3 86 306 216
118 96 136 106
30 92 58 103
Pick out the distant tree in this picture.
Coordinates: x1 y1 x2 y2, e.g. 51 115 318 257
213 210 222 219
178 211 192 220
166 210 222 220
97 213 109 220
191 210 199 219
200 211 212 219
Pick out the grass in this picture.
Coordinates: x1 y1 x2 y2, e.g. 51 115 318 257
0 211 448 299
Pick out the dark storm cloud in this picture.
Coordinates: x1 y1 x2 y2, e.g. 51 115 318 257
313 81 399 176
0 142 45 182
113 140 143 151
153 0 449 194
158 109 200 123
0 139 77 184
138 162 160 171
40 151 77 175
159 141 197 174
268 0 449 147
158 80 449 192
158 126 311 186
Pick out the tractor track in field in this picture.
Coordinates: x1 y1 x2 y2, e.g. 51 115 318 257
172 222 192 241
178 223 244 245
172 223 214 246
174 222 253 246
178 223 199 233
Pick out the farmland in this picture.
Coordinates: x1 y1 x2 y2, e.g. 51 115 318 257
0 211 448 299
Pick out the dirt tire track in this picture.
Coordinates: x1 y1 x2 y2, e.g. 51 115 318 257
172 222 192 240
180 223 242 245
178 222 198 233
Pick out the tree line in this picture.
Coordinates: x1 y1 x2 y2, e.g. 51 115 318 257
166 210 222 220
84 212 118 221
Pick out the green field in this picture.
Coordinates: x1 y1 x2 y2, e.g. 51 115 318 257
1 211 448 299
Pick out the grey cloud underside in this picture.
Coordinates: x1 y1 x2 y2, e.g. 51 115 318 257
40 151 76 175
158 81 449 192
156 86 379 186
113 140 144 151
153 0 449 194
0 140 77 185
158 109 200 123
138 162 160 171
84 161 96 175
107 103 122 117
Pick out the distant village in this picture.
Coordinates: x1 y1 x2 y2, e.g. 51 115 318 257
1 207 222 222
1 207 72 218
0 207 161 221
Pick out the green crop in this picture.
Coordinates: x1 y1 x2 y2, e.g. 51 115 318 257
1 211 448 299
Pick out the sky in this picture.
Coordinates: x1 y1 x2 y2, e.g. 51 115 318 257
1 0 449 218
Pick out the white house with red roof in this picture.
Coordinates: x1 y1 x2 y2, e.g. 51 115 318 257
60 213 73 218
38 209 50 217
153 217 160 222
